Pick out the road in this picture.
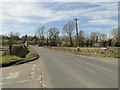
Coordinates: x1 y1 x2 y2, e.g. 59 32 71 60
1 46 118 88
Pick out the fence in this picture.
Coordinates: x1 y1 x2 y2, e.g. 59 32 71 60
0 48 9 51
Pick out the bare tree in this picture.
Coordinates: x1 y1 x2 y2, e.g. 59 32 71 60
36 26 45 39
48 28 59 46
90 32 101 42
62 22 75 46
78 30 84 47
99 34 107 41
8 32 20 45
8 32 14 39
110 28 119 47
36 26 45 46
111 28 118 39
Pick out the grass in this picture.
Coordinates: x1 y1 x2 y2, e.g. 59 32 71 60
0 45 9 54
1 46 39 66
25 47 39 60
45 46 119 58
2 45 9 48
0 55 24 65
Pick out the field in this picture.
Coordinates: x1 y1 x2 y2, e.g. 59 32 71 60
45 46 119 58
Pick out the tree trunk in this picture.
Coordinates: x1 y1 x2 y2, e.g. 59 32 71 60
70 35 73 46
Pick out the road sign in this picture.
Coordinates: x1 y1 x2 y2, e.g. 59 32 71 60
101 47 107 50
25 41 28 47
94 43 100 47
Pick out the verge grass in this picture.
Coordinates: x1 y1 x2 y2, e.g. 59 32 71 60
1 46 39 66
46 46 119 58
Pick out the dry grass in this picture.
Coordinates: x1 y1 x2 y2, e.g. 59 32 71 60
45 46 119 58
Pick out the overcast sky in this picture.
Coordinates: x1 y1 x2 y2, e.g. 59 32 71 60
1 1 118 36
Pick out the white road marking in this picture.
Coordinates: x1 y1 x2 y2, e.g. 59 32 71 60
70 60 95 73
42 83 46 88
31 72 35 75
79 64 95 73
6 71 20 79
38 76 42 81
30 71 35 79
68 52 95 59
81 61 112 72
31 64 36 71
68 53 112 72
32 68 34 71
40 81 46 88
31 76 34 79
19 80 29 83
39 81 42 84
90 63 112 72
1 79 37 85
33 64 36 67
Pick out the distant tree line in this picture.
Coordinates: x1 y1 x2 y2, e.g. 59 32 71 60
1 22 120 47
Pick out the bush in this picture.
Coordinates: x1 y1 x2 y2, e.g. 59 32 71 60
10 44 29 58
1 46 39 66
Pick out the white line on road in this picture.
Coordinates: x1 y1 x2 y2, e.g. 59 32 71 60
1 79 38 85
67 53 112 72
2 71 20 79
71 60 95 73
32 68 34 71
41 83 46 88
31 75 35 78
33 64 36 67
39 81 42 84
40 81 46 88
81 61 112 72
31 72 35 75
91 64 112 72
19 80 29 83
79 64 95 73
38 76 42 81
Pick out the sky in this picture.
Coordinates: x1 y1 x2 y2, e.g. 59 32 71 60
1 1 118 36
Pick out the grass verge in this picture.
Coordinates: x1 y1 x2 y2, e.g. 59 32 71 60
0 46 39 67
45 46 119 58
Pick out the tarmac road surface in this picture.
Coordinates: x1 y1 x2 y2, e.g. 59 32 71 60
1 46 118 88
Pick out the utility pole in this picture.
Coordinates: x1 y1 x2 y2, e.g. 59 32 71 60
74 18 80 51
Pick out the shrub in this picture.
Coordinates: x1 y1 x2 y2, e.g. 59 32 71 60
10 44 29 58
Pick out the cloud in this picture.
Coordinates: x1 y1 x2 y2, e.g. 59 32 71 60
2 2 69 24
1 0 119 2
88 19 117 26
2 2 53 18
48 2 65 9
1 2 118 36
80 3 118 26
2 2 118 26
81 28 113 33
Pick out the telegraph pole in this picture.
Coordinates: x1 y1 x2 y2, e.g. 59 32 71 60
74 18 80 51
